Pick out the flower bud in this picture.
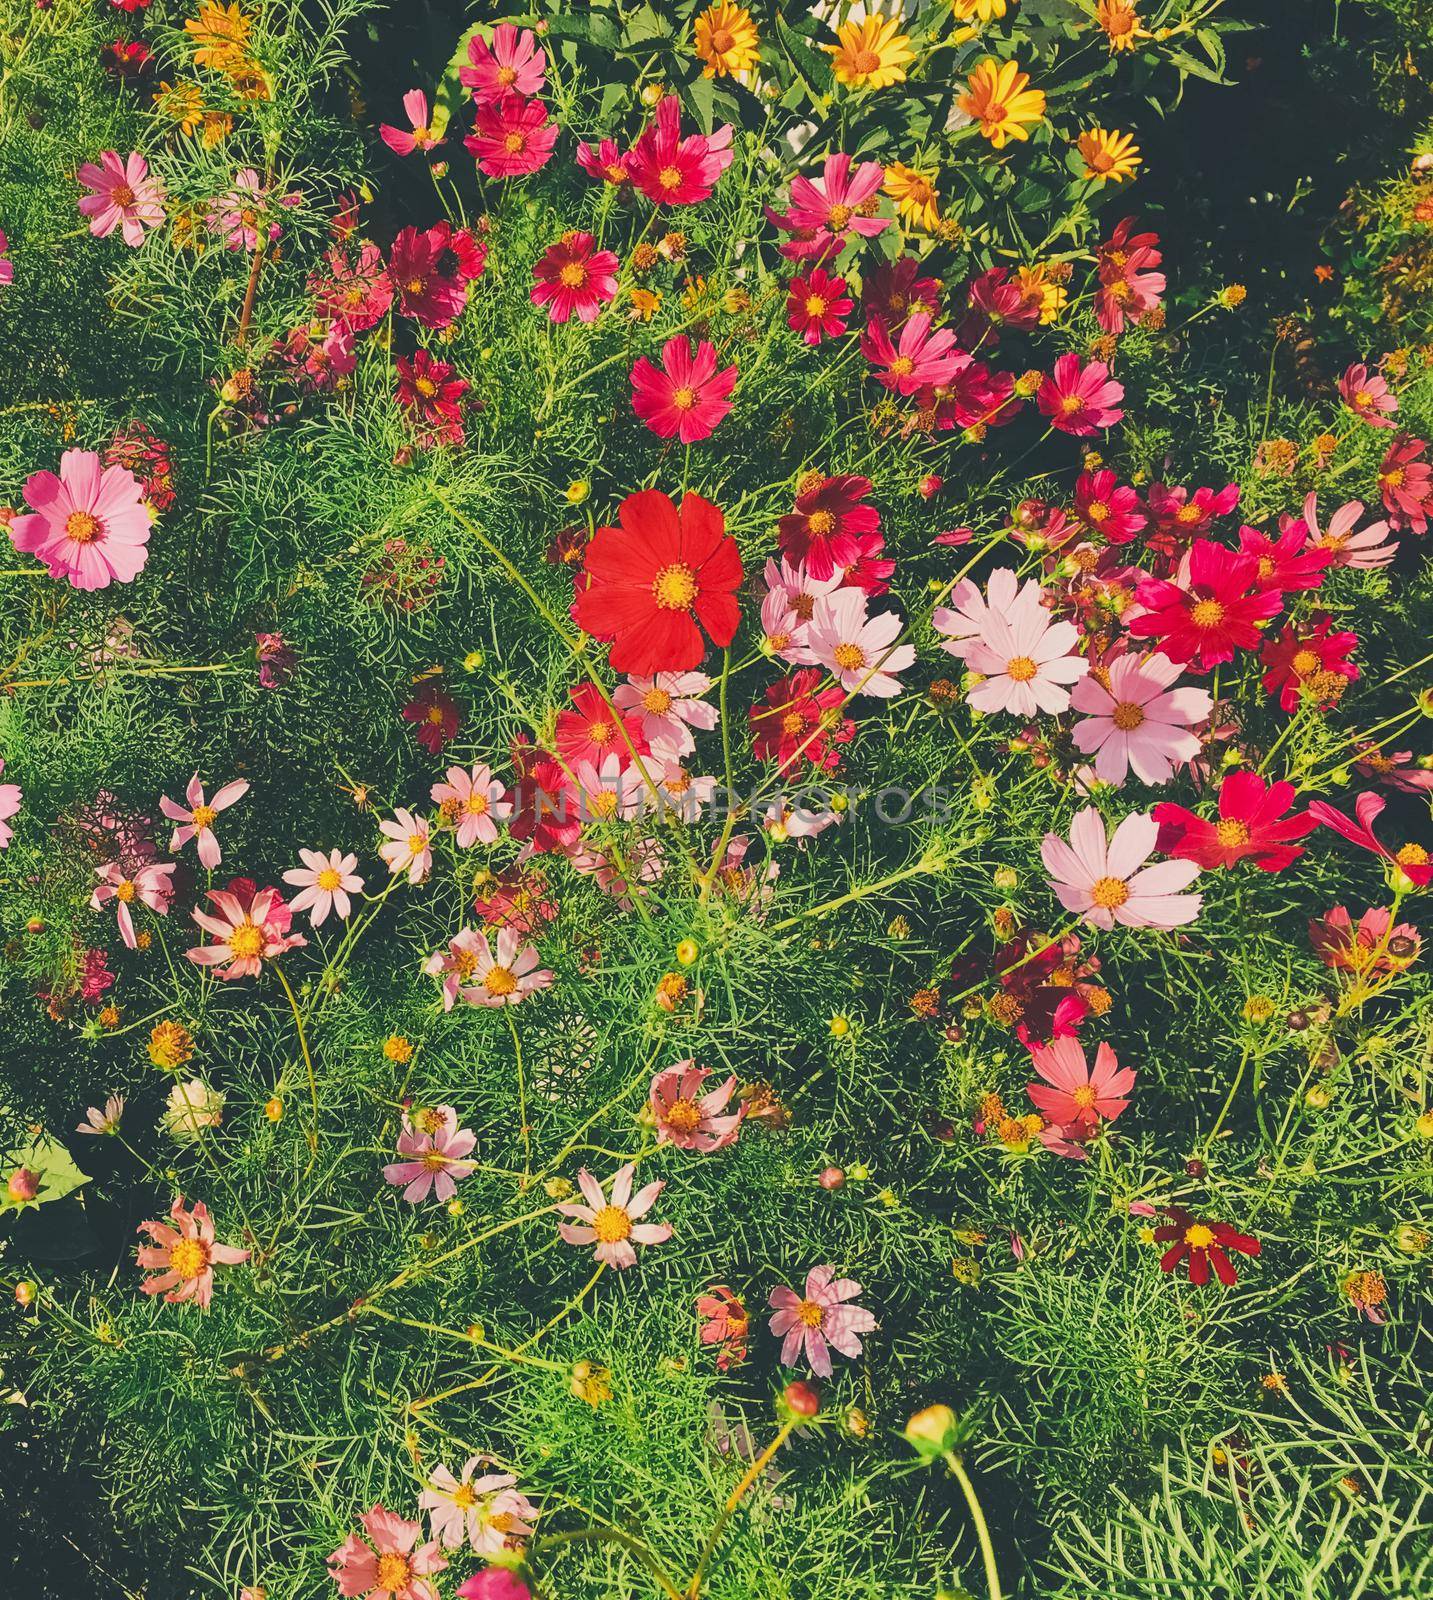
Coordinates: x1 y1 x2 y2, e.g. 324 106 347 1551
24 917 44 935
828 1014 850 1038
675 937 699 966
7 1168 39 1204
781 1379 821 1418
917 474 942 500
903 1403 959 1460
818 1165 845 1190
14 1280 36 1308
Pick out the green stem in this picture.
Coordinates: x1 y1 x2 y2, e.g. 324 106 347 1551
943 1450 1003 1600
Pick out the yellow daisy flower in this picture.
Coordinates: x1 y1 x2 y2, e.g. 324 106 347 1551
883 162 940 230
694 2 760 79
826 12 916 91
1015 265 1066 324
184 1 252 72
957 57 1046 147
1096 0 1148 52
1077 127 1142 183
951 0 1014 19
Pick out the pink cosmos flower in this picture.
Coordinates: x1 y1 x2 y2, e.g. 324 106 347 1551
90 859 174 948
328 1506 447 1600
465 96 558 179
383 1106 477 1204
860 311 965 395
432 764 511 846
630 335 737 443
379 808 433 883
160 772 248 869
1339 361 1397 428
76 1093 125 1136
390 222 484 329
955 575 1089 716
768 1265 876 1378
420 1459 538 1554
380 89 445 156
613 671 717 759
1154 770 1316 872
1026 1035 1135 1142
77 149 164 244
932 567 1034 658
1041 807 1202 930
459 23 547 103
1379 435 1432 533
575 138 630 188
1037 353 1125 435
207 168 295 251
806 589 914 698
282 848 364 927
186 885 306 978
530 231 619 323
454 924 551 1007
8 448 153 589
1299 492 1398 570
626 95 734 206
649 1061 744 1152
312 242 394 332
1353 745 1433 793
1069 653 1212 786
572 754 647 825
556 1163 672 1268
1074 468 1146 544
765 153 889 260
787 267 853 344
1309 905 1421 975
1306 790 1433 888
136 1195 249 1308
425 927 490 1011
0 229 11 288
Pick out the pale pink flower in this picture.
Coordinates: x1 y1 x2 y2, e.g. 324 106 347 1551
649 1061 744 1152
1026 1036 1135 1150
1339 362 1397 429
382 1106 477 1204
282 848 364 927
419 1459 538 1554
1041 807 1202 931
136 1195 249 1308
644 762 718 823
960 581 1088 716
77 149 164 245
328 1505 446 1600
613 672 717 759
379 808 433 883
8 448 154 589
762 797 841 840
1069 653 1211 786
423 926 489 1011
572 754 647 824
0 759 17 850
431 764 511 847
186 885 306 978
807 589 914 697
556 1163 671 1268
208 168 292 251
90 859 175 948
760 557 842 665
461 925 551 1007
76 1093 125 1136
932 568 1041 659
1300 492 1398 570
160 772 249 870
767 1265 876 1378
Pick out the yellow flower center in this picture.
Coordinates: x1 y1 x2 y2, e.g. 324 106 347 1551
168 1237 209 1279
316 867 342 891
228 922 264 960
115 880 137 903
464 793 489 815
415 376 438 398
1215 819 1250 847
451 1483 477 1510
1354 390 1372 408
781 710 805 736
452 946 479 979
889 355 914 377
1383 467 1405 488
588 719 613 744
1086 500 1110 523
65 510 102 544
664 1097 702 1133
652 563 698 610
642 686 673 714
1089 875 1130 909
503 131 527 155
1291 649 1320 675
827 203 853 229
589 790 619 819
559 261 588 288
1190 599 1225 628
804 294 828 318
422 1149 452 1170
833 642 867 671
1072 1084 1098 1110
497 65 518 86
112 184 136 208
1397 842 1429 866
658 165 683 190
1059 394 1084 415
1184 1223 1215 1249
1111 701 1144 730
484 964 519 996
1006 655 1038 682
671 385 698 410
191 804 218 829
407 831 427 854
375 1552 412 1593
591 1204 632 1243
852 47 881 74
797 1298 825 1327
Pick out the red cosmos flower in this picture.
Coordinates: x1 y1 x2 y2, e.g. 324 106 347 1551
861 257 941 327
1095 217 1165 336
403 683 461 754
630 335 738 443
1037 354 1125 436
555 681 651 769
465 95 558 179
626 95 734 206
925 361 1020 433
1306 790 1433 888
749 669 855 773
1339 361 1397 429
576 138 631 188
1259 614 1358 713
101 39 152 79
1153 770 1316 872
573 489 743 675
861 311 965 396
777 474 879 580
390 222 484 328
787 267 853 345
1378 435 1432 533
506 739 581 854
473 863 558 933
530 231 619 324
310 242 394 332
696 1284 750 1370
961 266 1042 343
105 419 176 512
1073 468 1146 544
839 528 896 596
993 929 1108 1045
1145 481 1240 557
1154 1208 1260 1286
1237 520 1332 594
1309 905 1421 975
395 349 468 449
1129 539 1282 673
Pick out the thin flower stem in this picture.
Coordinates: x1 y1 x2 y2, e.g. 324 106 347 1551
686 1418 797 1598
274 963 319 1154
943 1450 1003 1600
508 1008 531 1178
534 1528 685 1600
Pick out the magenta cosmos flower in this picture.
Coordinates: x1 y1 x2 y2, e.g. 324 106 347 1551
530 231 619 324
1042 807 1202 931
860 310 964 395
556 1164 672 1268
8 448 154 589
768 1265 876 1378
649 1061 744 1152
626 95 734 206
0 229 12 288
432 763 511 846
383 1106 477 1204
380 89 445 156
766 152 889 260
1026 1036 1135 1136
136 1195 249 1308
419 1459 538 1554
329 1506 447 1600
160 772 248 868
459 23 547 103
631 335 737 443
1339 361 1397 428
90 859 175 948
1037 353 1125 435
465 95 558 179
787 267 853 344
1069 652 1212 786
379 808 433 883
282 848 364 927
0 760 17 850
77 149 164 244
186 885 306 979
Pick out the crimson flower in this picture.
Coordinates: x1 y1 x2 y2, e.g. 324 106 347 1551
1154 1208 1260 1285
1037 353 1124 435
1145 481 1239 556
625 95 734 206
630 335 737 443
530 231 619 324
749 669 855 772
1306 790 1433 887
777 474 879 580
1154 770 1316 872
389 222 483 328
555 681 650 769
1259 615 1358 713
395 350 468 449
403 684 461 754
786 267 853 345
1237 520 1331 594
861 257 940 326
573 489 742 675
1073 468 1145 544
505 739 580 853
1129 539 1282 672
